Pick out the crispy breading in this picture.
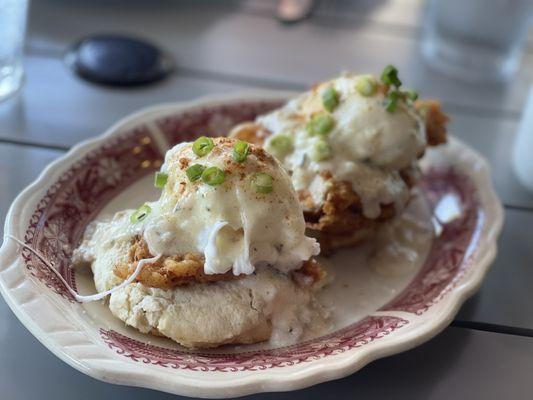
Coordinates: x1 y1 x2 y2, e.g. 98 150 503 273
229 99 449 251
299 173 397 252
230 122 267 146
114 236 325 289
228 122 271 145
415 99 449 146
293 258 327 285
113 236 238 289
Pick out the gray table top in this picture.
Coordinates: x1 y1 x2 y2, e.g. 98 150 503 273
1 1 532 398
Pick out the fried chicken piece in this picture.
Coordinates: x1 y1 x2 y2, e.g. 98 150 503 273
293 258 326 285
301 174 398 253
415 100 449 146
230 122 268 146
228 122 271 146
113 236 239 289
114 236 325 289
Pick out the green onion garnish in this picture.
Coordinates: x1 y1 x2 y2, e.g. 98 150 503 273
251 173 273 194
310 139 332 162
385 91 401 112
154 171 168 188
130 203 151 224
186 164 205 182
192 136 215 157
404 89 418 101
201 166 226 186
356 76 377 97
306 113 334 137
267 134 293 158
385 90 401 113
322 86 340 112
232 140 250 163
380 65 402 87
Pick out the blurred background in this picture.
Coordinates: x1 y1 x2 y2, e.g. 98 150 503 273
1 1 533 399
1 0 532 197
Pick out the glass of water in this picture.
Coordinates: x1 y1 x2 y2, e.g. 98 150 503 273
422 0 533 82
0 0 29 101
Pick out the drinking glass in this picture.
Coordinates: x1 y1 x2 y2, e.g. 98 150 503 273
513 86 533 192
422 0 533 82
0 0 29 102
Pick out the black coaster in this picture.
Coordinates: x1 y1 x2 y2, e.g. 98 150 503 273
65 34 174 87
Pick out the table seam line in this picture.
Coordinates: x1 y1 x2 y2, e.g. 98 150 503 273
452 320 533 338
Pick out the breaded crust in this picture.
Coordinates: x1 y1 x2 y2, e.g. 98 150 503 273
229 100 449 251
114 236 239 289
415 100 449 146
301 173 397 253
226 122 271 146
114 235 325 289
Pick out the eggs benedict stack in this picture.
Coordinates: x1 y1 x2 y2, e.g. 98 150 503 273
230 67 448 251
74 137 325 348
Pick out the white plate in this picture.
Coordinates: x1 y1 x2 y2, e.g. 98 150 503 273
0 92 504 398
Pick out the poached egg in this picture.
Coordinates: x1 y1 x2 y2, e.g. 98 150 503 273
131 138 319 276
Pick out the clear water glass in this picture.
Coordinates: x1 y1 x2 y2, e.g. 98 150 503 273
422 0 533 82
513 86 533 192
0 0 28 101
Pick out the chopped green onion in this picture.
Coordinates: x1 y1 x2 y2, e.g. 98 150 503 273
192 136 214 157
384 91 401 113
232 140 250 163
380 65 402 87
186 164 205 182
404 89 418 101
154 172 168 188
306 113 334 137
310 140 332 162
322 86 340 112
356 76 377 97
130 203 151 224
251 173 273 194
266 134 293 158
201 166 226 186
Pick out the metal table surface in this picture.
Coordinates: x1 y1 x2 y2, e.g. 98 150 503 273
1 1 532 398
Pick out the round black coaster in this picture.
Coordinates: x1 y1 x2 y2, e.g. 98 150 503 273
65 34 174 87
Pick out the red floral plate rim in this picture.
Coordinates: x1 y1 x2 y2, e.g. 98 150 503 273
0 92 504 398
